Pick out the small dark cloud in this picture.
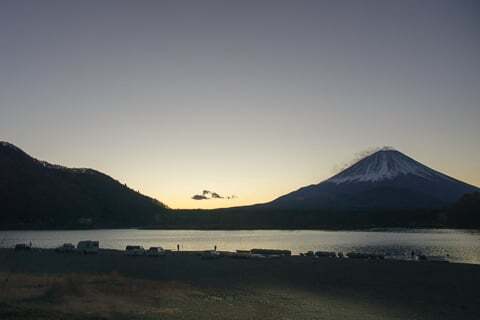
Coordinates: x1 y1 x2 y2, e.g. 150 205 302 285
192 194 209 200
192 190 236 200
211 192 223 199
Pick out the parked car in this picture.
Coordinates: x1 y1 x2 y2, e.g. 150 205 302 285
146 247 165 257
232 251 250 259
77 240 99 254
55 243 76 253
418 254 427 261
126 245 145 256
315 251 337 258
250 249 291 256
346 252 370 259
346 252 384 260
14 243 31 251
423 255 449 263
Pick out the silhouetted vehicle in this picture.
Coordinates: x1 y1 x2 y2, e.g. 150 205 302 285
77 241 99 254
347 252 384 260
315 251 337 258
418 254 427 261
346 252 370 259
146 247 165 256
368 253 385 260
126 245 145 256
250 249 291 256
232 250 250 259
14 244 31 251
423 255 449 263
55 243 75 253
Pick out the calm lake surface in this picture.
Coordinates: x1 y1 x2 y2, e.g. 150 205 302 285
1 229 480 264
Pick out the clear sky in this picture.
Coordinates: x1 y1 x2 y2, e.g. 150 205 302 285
1 0 479 209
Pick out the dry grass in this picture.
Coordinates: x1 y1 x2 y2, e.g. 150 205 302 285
1 260 478 320
0 272 294 319
0 272 196 319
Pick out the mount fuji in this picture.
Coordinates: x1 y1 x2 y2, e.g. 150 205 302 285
266 148 479 210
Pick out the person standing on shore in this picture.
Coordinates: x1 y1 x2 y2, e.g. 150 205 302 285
177 244 180 252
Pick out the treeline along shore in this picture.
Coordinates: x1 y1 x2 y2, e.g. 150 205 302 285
3 197 479 231
0 248 479 320
144 194 480 230
152 192 480 230
148 207 450 230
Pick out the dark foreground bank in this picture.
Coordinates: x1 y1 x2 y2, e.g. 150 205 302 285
0 249 479 320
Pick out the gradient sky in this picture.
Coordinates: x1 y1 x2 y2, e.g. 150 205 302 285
1 0 479 209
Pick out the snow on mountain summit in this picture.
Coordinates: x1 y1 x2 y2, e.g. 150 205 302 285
327 149 451 184
268 147 478 210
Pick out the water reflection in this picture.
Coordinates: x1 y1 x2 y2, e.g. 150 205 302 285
1 229 479 264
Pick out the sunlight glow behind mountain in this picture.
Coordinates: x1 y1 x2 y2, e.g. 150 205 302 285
1 1 479 208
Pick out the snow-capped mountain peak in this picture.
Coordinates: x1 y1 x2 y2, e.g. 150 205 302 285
327 149 449 184
268 147 478 210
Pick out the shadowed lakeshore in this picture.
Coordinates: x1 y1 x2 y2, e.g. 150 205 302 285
1 248 479 319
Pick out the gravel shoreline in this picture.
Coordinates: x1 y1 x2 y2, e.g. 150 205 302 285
1 248 479 319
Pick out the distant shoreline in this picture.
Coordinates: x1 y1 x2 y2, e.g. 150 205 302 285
1 225 469 232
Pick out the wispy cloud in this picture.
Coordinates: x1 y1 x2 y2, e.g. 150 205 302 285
331 146 396 174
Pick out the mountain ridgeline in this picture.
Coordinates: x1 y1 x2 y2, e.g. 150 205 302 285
166 149 479 229
1 142 479 229
0 142 168 229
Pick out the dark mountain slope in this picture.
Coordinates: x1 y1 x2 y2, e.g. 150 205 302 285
446 192 480 228
0 142 168 228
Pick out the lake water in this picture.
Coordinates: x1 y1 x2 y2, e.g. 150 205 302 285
1 229 480 264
